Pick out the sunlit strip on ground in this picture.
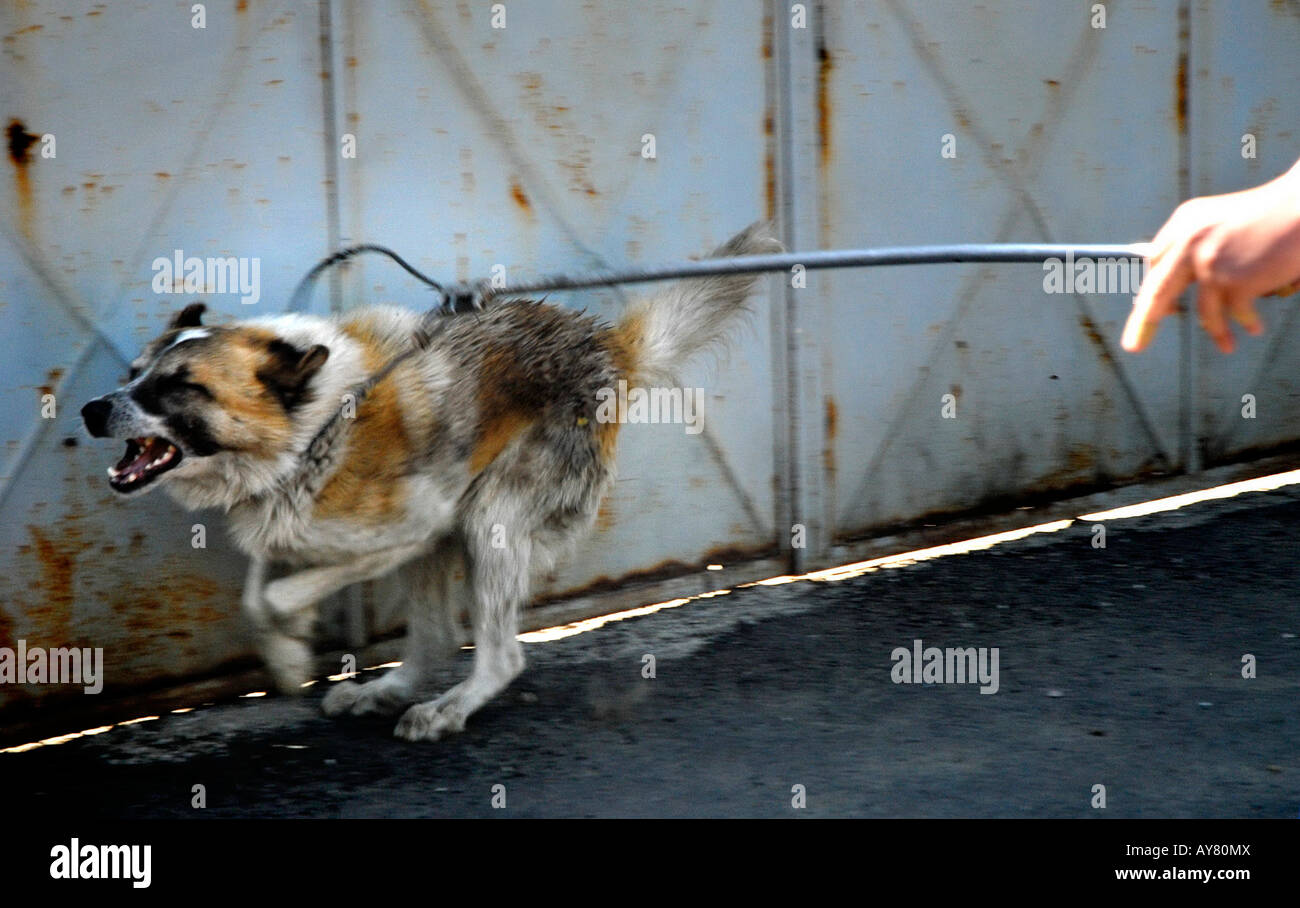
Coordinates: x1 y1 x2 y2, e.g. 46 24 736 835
519 589 732 643
1077 468 1300 522
5 468 1298 756
746 519 1076 587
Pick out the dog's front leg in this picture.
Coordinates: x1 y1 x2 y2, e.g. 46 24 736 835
248 544 426 694
241 554 314 695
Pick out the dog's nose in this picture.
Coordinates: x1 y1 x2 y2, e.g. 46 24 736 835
81 399 113 437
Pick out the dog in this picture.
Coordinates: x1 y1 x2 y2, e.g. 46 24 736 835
81 222 779 740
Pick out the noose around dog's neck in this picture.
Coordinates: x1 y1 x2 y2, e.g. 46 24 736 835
283 246 487 499
290 312 448 497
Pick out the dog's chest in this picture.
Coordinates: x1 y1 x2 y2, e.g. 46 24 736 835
226 475 460 565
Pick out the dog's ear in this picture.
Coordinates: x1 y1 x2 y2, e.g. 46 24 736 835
258 340 330 409
170 302 207 329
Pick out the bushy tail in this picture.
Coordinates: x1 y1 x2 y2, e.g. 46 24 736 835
613 221 782 383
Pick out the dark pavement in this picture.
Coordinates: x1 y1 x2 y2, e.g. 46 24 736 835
3 483 1299 818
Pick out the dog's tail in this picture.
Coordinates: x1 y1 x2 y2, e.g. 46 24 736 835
611 221 782 384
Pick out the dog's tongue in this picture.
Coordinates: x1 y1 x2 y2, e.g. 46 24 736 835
115 437 168 475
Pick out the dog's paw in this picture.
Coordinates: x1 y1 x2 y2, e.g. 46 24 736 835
322 678 413 717
393 699 467 742
258 633 313 695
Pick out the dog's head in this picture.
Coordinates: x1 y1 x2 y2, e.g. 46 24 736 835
81 303 330 495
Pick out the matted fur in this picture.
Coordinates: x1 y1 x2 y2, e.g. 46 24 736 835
82 222 779 740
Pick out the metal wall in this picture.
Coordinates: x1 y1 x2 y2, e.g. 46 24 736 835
1 0 1297 720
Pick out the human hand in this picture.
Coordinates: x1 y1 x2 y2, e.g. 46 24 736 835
1122 162 1300 354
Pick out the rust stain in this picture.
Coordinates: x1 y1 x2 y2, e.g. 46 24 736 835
27 524 93 645
1033 444 1098 491
823 396 838 476
508 178 532 213
7 119 38 240
1174 55 1187 133
113 573 224 637
36 367 64 399
1078 314 1115 365
236 0 248 12
1174 11 1189 135
153 171 171 179
816 42 833 167
1044 79 1060 89
0 601 12 651
595 498 616 532
763 110 776 221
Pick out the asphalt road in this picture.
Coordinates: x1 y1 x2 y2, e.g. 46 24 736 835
4 484 1299 818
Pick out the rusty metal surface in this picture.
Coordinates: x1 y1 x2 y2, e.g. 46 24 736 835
1 1 1298 723
0 0 336 713
1190 0 1300 465
0 0 776 716
815 0 1279 542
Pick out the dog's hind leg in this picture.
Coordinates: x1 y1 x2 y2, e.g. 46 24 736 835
394 515 529 741
323 540 467 718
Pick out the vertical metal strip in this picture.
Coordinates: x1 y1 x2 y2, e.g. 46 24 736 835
317 0 343 314
318 0 365 645
774 0 827 571
766 0 794 570
1177 0 1200 473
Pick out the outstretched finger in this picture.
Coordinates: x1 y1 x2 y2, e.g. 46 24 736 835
1123 240 1195 351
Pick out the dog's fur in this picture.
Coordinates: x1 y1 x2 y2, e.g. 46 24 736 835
81 223 779 740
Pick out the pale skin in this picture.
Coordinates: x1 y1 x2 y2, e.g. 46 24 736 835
1122 157 1300 355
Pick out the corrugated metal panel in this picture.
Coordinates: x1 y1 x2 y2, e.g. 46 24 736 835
1189 1 1300 464
1 0 1298 721
0 1 335 715
819 0 1200 544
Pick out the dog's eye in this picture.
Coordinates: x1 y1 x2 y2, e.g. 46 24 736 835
180 381 213 398
128 367 141 381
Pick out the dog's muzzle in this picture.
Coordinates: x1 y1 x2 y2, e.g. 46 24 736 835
81 396 186 493
81 398 113 437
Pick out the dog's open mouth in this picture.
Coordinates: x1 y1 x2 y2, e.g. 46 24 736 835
108 436 183 492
